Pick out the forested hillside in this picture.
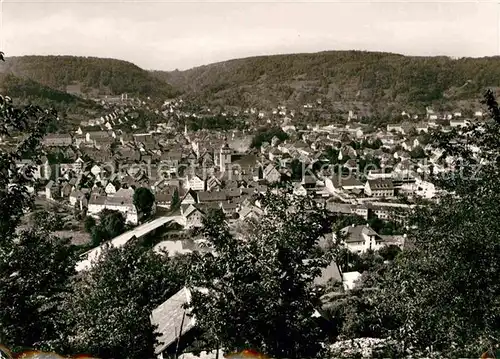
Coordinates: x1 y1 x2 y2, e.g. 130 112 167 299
0 55 178 99
4 51 500 118
153 51 500 113
0 73 102 114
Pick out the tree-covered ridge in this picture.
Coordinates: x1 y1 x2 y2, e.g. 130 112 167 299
154 50 500 110
0 73 100 110
0 55 178 98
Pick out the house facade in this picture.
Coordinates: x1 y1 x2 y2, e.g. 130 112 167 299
263 164 281 183
340 225 386 253
87 194 139 224
364 178 394 197
181 204 205 229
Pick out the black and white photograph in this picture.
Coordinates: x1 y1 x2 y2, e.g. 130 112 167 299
0 0 500 358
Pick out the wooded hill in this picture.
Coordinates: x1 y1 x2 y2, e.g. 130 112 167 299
153 51 500 114
3 52 500 118
0 72 102 115
0 55 178 100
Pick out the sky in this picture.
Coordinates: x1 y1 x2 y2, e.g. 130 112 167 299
0 0 499 71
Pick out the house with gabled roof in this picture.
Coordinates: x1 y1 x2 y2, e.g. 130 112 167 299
181 189 198 205
340 224 383 253
199 150 214 167
87 188 139 224
364 178 394 197
263 163 281 183
206 175 222 192
184 173 205 192
151 287 204 359
181 204 205 229
105 182 117 195
197 191 227 203
156 191 174 209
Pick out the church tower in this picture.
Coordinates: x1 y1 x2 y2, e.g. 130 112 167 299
219 139 231 172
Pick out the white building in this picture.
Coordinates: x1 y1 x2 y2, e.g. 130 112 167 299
343 271 362 290
450 119 469 128
181 204 205 229
87 188 139 225
339 225 386 253
414 178 436 199
105 182 117 195
184 174 205 192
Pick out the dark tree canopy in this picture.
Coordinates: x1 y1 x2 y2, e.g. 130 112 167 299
170 187 181 210
133 187 155 218
99 209 126 238
188 193 336 358
0 68 77 353
84 215 96 233
250 128 289 149
368 90 500 357
0 230 77 352
66 242 185 359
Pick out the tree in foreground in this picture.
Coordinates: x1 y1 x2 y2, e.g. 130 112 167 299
0 52 80 353
188 192 336 358
0 94 55 238
133 187 155 219
66 242 184 359
0 230 77 353
83 215 96 233
371 91 500 357
0 77 78 352
87 209 126 246
98 208 126 238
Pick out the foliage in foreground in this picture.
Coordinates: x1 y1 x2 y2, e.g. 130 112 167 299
362 90 500 357
65 242 185 359
0 86 78 352
188 193 336 359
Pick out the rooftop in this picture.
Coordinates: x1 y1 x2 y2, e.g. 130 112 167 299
151 287 196 354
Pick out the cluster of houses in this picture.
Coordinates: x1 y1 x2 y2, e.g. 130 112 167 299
25 96 486 359
24 97 478 234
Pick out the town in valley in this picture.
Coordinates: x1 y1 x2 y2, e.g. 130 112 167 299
1 2 499 357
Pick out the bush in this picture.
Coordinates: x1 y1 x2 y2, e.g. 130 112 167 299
250 127 289 148
83 216 96 233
